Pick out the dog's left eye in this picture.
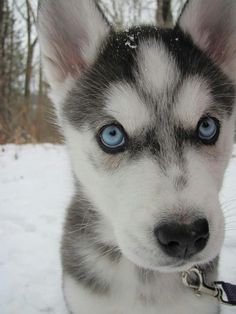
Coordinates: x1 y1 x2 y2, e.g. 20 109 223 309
197 117 220 144
98 124 127 153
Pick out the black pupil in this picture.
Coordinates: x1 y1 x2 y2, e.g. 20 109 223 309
202 120 210 128
110 130 117 137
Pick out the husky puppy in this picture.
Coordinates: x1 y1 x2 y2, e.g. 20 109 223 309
38 0 236 313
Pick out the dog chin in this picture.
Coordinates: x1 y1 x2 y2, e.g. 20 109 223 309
122 249 211 273
155 261 199 273
140 260 198 273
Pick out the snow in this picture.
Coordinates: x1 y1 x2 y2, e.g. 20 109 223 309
0 145 72 314
0 144 236 313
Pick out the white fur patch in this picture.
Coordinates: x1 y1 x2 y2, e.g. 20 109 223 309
137 41 179 95
174 78 212 127
104 83 151 134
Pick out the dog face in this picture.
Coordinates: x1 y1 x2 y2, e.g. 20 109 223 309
38 0 236 272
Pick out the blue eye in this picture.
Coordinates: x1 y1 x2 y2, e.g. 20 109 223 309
98 124 126 153
197 117 220 144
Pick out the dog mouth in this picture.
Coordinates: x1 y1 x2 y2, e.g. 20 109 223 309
119 245 198 273
146 258 200 273
117 238 212 273
159 260 197 272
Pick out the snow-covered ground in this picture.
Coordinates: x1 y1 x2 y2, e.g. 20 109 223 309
0 144 236 314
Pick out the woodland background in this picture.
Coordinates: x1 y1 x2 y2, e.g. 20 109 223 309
0 0 186 144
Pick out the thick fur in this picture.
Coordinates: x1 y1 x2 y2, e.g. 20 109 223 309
38 0 236 313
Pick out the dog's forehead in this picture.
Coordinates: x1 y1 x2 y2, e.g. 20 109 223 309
104 83 152 134
103 32 180 133
103 29 234 133
104 78 211 134
104 39 210 133
174 78 213 128
65 26 235 132
137 40 179 96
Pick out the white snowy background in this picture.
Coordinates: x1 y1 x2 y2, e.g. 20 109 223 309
0 144 236 314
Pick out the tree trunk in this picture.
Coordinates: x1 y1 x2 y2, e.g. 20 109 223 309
7 8 14 104
36 61 43 142
0 0 4 28
156 0 173 28
24 0 37 108
0 0 5 107
24 0 31 107
0 0 9 102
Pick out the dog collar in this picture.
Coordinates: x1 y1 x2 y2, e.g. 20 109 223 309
182 267 236 306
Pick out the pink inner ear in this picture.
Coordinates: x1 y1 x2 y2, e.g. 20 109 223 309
192 2 236 72
178 0 236 77
52 32 87 80
201 24 233 68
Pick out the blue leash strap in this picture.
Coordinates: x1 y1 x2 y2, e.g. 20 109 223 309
182 267 236 306
215 281 236 306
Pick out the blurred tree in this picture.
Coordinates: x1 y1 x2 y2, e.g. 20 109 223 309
24 0 37 108
0 0 9 105
156 0 173 27
97 0 156 28
0 0 24 143
0 0 190 144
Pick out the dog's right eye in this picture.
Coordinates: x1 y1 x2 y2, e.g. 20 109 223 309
97 124 127 154
197 117 220 145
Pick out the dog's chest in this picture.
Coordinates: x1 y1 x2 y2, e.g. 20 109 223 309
63 260 218 314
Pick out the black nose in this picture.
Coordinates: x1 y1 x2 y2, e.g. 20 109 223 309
154 219 209 259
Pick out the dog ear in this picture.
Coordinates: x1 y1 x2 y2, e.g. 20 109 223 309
38 0 110 89
178 0 236 82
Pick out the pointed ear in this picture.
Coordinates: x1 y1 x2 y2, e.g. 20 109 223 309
178 0 236 82
38 0 110 89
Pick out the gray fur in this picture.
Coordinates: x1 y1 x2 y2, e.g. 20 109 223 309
174 175 188 191
94 243 122 263
136 267 156 284
61 192 111 294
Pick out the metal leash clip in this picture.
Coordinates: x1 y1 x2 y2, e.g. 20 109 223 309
182 267 221 298
182 267 236 306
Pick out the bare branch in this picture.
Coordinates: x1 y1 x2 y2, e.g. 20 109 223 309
13 0 27 21
26 0 36 25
